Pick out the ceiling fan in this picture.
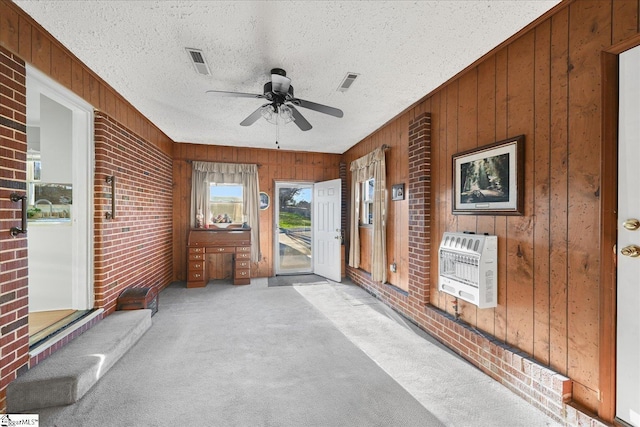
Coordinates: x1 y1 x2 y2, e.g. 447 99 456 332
206 68 343 132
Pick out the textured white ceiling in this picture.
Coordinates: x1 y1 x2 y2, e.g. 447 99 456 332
15 1 560 153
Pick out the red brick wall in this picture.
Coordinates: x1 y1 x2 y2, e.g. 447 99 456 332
94 113 173 313
0 46 29 412
407 113 431 307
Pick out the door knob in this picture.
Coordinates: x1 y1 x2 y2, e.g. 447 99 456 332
623 219 640 231
621 245 640 257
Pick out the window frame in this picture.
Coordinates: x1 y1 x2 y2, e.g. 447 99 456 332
360 178 374 226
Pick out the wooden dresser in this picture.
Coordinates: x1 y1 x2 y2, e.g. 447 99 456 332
187 228 251 287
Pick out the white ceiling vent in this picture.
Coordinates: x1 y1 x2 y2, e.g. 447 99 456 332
186 48 211 75
337 72 359 92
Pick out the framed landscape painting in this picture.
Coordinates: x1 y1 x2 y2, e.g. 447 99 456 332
452 135 524 215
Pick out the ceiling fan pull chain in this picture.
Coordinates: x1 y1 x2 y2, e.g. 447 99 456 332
275 114 280 149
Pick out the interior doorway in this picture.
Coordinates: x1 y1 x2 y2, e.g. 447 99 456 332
26 66 94 347
616 44 640 427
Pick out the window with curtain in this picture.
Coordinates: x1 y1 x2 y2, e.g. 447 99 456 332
191 161 261 262
349 147 387 283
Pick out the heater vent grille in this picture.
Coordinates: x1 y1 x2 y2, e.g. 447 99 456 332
438 232 498 309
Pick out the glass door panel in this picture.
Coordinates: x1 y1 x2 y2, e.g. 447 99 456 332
275 182 312 275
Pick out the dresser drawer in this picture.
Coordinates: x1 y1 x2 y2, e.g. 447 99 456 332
235 269 250 278
188 271 205 281
189 247 205 254
235 260 250 269
235 252 251 260
189 261 204 270
208 246 235 254
234 268 251 285
188 253 205 261
237 246 251 253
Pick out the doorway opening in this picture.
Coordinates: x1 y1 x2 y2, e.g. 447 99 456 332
273 179 342 282
26 66 95 349
275 182 313 275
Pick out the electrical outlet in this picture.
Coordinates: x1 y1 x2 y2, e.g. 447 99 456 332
390 262 397 273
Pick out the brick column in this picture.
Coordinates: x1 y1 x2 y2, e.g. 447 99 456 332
407 113 431 306
0 46 29 412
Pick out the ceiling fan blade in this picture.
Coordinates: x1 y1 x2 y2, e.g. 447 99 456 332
288 105 312 131
206 90 265 99
240 105 268 126
291 98 344 118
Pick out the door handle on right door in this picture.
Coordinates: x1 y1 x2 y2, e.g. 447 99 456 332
621 244 640 257
623 218 640 231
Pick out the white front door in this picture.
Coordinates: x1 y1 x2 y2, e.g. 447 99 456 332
616 44 640 427
313 179 342 282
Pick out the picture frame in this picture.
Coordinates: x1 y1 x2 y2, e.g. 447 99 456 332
453 135 524 215
391 183 405 201
259 192 270 210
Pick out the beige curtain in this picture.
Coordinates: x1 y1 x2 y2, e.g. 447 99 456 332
191 161 261 261
348 147 387 283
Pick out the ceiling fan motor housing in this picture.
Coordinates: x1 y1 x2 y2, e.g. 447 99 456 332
263 82 294 101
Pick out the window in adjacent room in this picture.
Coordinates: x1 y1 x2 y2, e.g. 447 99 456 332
209 183 243 224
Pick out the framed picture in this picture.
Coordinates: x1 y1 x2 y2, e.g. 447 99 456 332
391 184 405 201
259 192 270 210
453 135 524 215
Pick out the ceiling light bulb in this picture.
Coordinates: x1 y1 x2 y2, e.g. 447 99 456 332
279 105 294 124
260 105 276 123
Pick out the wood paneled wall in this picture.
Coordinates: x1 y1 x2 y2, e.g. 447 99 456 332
0 0 173 157
343 0 640 415
343 112 415 291
172 143 341 279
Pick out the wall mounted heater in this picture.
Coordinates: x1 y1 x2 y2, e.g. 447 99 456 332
438 232 498 309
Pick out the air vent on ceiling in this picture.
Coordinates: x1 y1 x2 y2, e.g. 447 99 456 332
337 72 359 92
185 48 211 76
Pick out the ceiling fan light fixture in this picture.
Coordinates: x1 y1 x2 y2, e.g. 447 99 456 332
279 104 294 123
259 104 294 125
260 105 275 122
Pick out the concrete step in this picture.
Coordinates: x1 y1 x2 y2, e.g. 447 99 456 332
7 309 152 413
